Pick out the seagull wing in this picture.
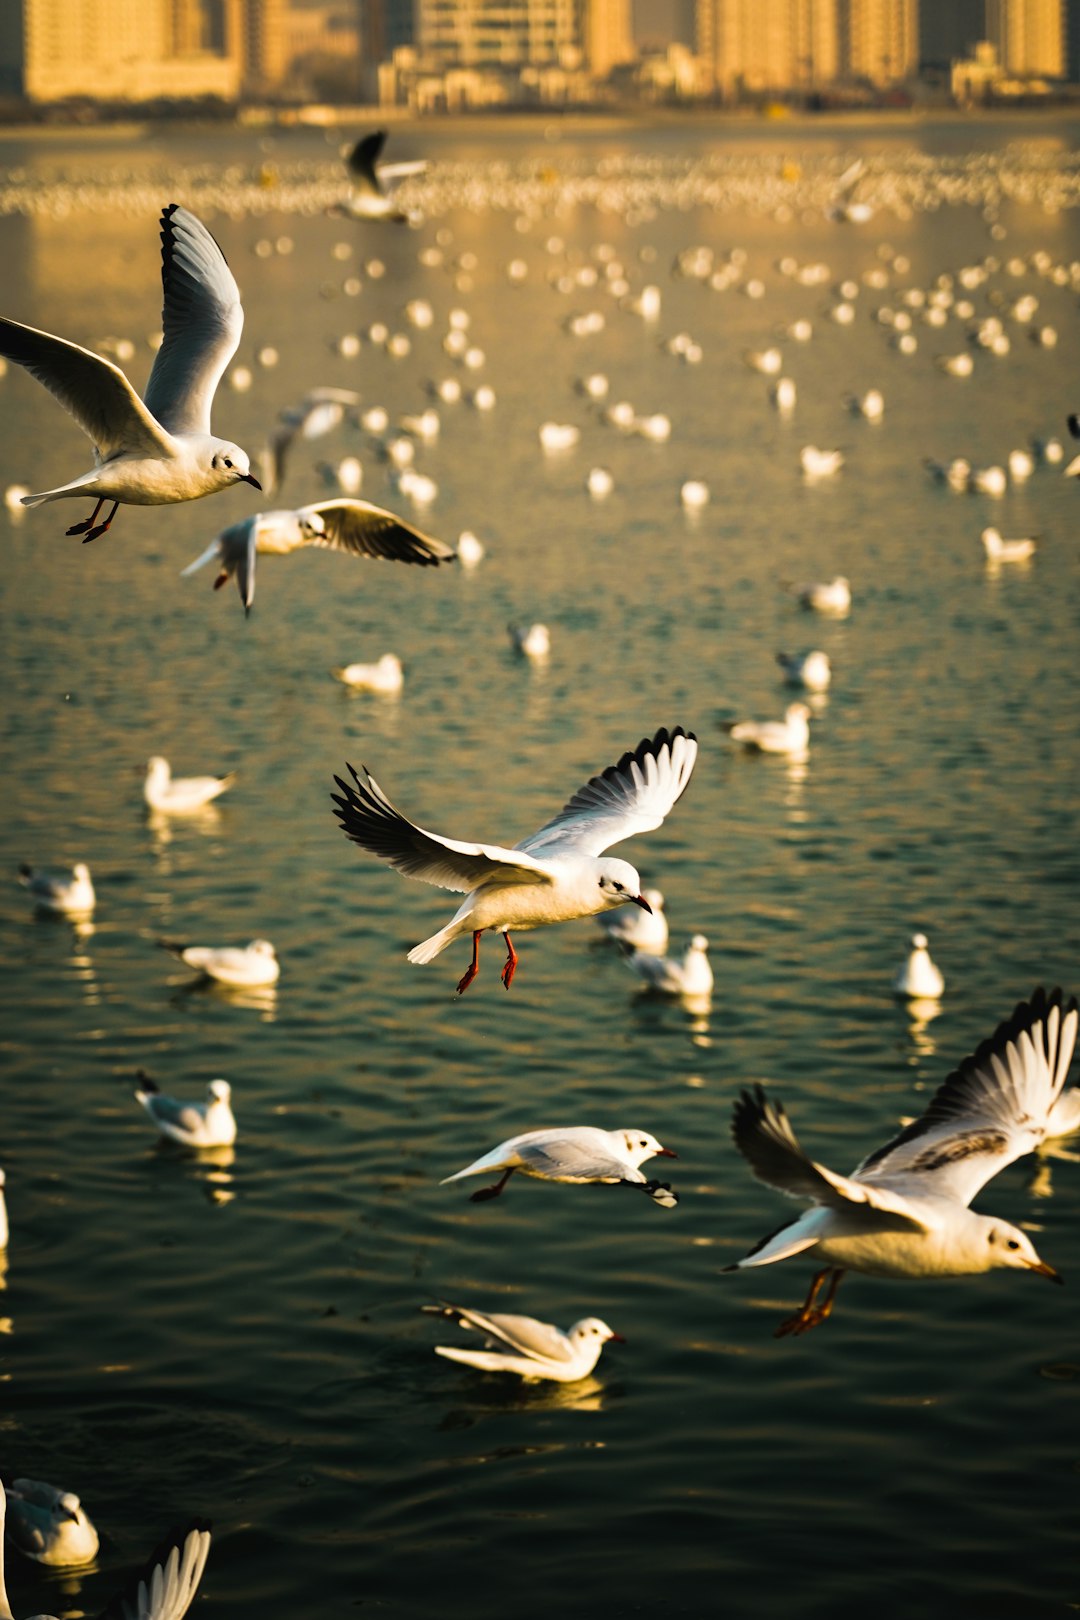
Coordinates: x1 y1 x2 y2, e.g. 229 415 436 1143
378 160 429 181
0 317 171 457
297 498 456 566
346 131 387 191
854 987 1078 1207
731 1086 928 1228
332 763 552 893
518 726 698 859
423 1303 573 1364
514 1132 642 1184
96 1520 211 1620
143 204 244 437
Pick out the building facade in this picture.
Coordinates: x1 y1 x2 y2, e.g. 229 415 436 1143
3 0 241 101
696 0 839 98
838 0 917 84
984 0 1063 77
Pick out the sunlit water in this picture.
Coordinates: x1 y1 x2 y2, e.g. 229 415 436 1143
1 116 1079 1620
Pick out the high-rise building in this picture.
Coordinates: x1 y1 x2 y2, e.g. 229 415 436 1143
985 0 1063 77
585 0 634 74
838 0 917 84
416 0 580 68
696 0 838 97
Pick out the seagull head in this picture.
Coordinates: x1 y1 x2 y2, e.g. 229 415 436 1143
571 1318 625 1346
56 1492 83 1523
298 509 328 542
207 1079 232 1105
982 1217 1062 1283
595 858 651 914
617 1129 676 1168
211 442 262 491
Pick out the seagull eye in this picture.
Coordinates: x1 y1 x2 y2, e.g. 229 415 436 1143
1007 1239 1020 1251
223 458 233 469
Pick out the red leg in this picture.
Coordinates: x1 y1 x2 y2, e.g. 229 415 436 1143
500 932 518 990
82 500 120 542
67 498 105 537
774 1268 845 1338
470 1168 513 1202
213 570 229 591
455 930 482 996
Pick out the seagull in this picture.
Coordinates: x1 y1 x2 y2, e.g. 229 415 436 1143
893 932 944 999
0 204 260 542
134 1073 237 1148
790 575 851 615
441 1125 679 1206
3 1479 98 1567
144 757 234 814
259 386 360 494
980 526 1036 564
623 933 713 998
335 130 427 222
725 987 1075 1337
331 726 698 993
508 622 551 661
17 861 95 916
724 703 811 757
776 650 831 691
0 1488 211 1620
597 887 668 953
331 653 403 694
423 1302 624 1382
800 446 844 480
181 498 454 616
159 937 279 987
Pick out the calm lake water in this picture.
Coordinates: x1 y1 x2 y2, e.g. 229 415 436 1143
1 114 1079 1620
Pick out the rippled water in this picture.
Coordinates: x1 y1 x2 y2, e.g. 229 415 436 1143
2 116 1080 1620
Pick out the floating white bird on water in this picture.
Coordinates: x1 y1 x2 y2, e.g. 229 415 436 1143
159 937 279 988
259 386 360 495
980 526 1036 564
144 756 234 814
17 861 95 916
331 652 403 694
725 987 1074 1336
134 1073 237 1149
0 1488 210 1620
508 622 550 661
776 650 831 691
680 480 710 510
331 726 698 994
456 529 485 568
743 347 783 375
624 933 713 998
0 204 260 542
724 703 812 757
3 1479 98 1567
182 497 454 616
423 1303 624 1382
333 129 427 222
800 446 844 480
936 352 974 378
790 575 851 615
893 932 944 999
441 1125 678 1205
598 887 668 953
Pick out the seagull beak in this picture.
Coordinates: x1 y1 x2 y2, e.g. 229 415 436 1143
654 1147 678 1159
606 1332 626 1344
239 472 263 490
631 893 653 913
1028 1260 1064 1285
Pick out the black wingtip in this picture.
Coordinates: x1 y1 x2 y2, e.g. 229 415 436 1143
1068 413 1080 440
134 1070 159 1093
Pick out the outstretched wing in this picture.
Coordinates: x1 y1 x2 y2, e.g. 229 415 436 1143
299 498 455 566
97 1519 211 1620
0 316 169 457
346 131 387 190
518 726 698 859
855 987 1078 1207
331 763 551 893
422 1303 573 1364
143 204 244 437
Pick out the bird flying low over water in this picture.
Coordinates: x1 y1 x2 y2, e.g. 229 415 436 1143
725 987 1076 1338
333 130 428 222
182 497 455 616
331 726 698 994
0 204 259 542
441 1124 679 1206
423 1302 624 1383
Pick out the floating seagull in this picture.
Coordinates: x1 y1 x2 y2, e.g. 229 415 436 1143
936 351 974 378
456 529 485 568
508 622 551 661
17 861 95 916
597 887 668 953
260 386 360 494
725 987 1075 1336
0 204 260 542
334 130 427 222
893 932 944 999
776 650 831 691
441 1125 678 1206
134 1073 237 1149
724 703 811 757
980 526 1036 564
182 498 454 616
159 937 279 988
790 575 851 615
623 933 713 998
144 757 234 814
331 726 698 993
800 446 844 480
423 1302 624 1382
4 1479 98 1567
331 653 403 694
0 1488 210 1620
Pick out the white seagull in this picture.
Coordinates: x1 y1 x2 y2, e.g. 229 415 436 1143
724 703 811 757
0 204 259 542
597 887 668 953
144 757 234 814
893 932 944 999
776 650 831 692
508 622 551 661
334 130 427 222
623 933 713 998
331 653 404 694
17 861 95 916
980 526 1036 565
3 1479 98 1567
159 937 279 988
260 386 360 494
182 497 454 616
423 1302 624 1383
331 726 698 993
441 1125 679 1206
790 575 851 616
134 1073 237 1148
725 987 1075 1337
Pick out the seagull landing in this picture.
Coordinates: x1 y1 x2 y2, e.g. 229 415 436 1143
0 204 259 543
331 726 697 994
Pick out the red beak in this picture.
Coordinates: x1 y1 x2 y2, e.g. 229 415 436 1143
655 1147 678 1159
607 1332 626 1343
632 893 653 913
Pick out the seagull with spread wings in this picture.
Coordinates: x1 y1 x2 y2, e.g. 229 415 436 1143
726 987 1075 1337
331 726 698 993
423 1302 624 1382
333 130 428 222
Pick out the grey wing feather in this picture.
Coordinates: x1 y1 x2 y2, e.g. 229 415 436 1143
0 317 169 457
143 204 243 437
331 762 550 892
516 1136 642 1183
423 1303 572 1363
298 499 455 566
519 726 698 859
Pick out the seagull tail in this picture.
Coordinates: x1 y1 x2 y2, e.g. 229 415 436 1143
180 538 222 578
408 921 462 965
20 469 104 506
433 1345 509 1372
